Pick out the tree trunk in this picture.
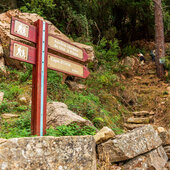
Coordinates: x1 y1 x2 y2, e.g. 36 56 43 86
154 0 165 79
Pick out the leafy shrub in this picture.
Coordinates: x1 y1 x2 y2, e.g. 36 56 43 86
4 84 23 100
95 37 120 69
0 111 31 139
46 123 97 136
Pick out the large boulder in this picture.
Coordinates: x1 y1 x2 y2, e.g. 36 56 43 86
0 9 94 68
97 125 162 163
47 102 93 128
122 146 168 170
0 136 96 170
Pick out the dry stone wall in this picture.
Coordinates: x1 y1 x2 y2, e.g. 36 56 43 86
0 136 96 170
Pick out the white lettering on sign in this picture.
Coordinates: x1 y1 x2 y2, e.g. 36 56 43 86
48 54 84 77
48 36 83 60
13 43 28 60
14 20 29 37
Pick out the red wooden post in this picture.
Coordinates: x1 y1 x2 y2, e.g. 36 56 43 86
31 20 48 136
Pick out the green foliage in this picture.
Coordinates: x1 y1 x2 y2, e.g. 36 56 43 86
0 111 31 139
20 0 56 23
46 123 97 136
96 72 117 87
17 0 170 43
95 38 120 68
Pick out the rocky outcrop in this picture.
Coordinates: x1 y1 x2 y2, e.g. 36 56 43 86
97 125 162 163
0 136 96 170
0 9 94 68
47 102 93 128
94 127 115 144
122 146 168 170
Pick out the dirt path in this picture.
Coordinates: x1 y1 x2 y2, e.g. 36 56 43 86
123 60 170 128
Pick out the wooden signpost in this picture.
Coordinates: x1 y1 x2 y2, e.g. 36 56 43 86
10 17 90 136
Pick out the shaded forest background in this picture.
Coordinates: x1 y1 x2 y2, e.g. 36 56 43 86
1 0 170 45
0 0 169 138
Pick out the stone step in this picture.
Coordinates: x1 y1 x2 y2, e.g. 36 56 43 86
126 117 153 124
133 111 155 117
124 123 146 130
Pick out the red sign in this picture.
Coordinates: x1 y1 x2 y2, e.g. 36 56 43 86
48 34 89 62
10 40 36 64
11 17 37 43
48 53 90 78
10 17 90 136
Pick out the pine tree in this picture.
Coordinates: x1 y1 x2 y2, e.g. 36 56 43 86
154 0 165 79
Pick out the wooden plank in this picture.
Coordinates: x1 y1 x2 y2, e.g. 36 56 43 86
48 53 90 78
31 20 48 136
48 34 89 62
11 17 37 43
10 40 36 64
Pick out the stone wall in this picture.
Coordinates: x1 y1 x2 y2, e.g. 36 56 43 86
0 136 96 170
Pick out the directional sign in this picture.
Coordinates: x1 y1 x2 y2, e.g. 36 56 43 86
10 40 36 64
48 35 89 62
11 17 37 43
48 53 90 78
10 17 90 137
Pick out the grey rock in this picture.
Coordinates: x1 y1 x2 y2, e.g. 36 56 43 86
94 127 115 144
18 96 28 105
124 123 145 130
164 146 170 159
165 161 170 169
158 129 170 146
0 91 4 104
97 125 162 163
0 44 3 57
122 146 168 170
133 111 150 117
0 136 96 170
47 102 93 128
126 117 150 124
1 113 19 119
0 57 6 73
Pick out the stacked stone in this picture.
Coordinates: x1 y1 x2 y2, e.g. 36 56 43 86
124 111 154 130
96 125 169 170
157 127 170 169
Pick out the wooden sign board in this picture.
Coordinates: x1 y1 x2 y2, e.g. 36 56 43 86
48 35 89 62
48 53 90 78
10 40 36 64
10 18 90 136
11 17 37 43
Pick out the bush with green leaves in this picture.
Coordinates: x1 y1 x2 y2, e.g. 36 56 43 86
46 123 97 137
95 38 120 69
0 111 31 139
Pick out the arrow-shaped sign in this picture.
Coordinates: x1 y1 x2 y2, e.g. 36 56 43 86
10 40 90 78
48 35 89 62
48 53 90 78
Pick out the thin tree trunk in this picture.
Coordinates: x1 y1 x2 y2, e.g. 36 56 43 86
154 0 165 79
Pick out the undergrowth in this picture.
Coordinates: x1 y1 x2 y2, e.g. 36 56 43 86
0 37 127 138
